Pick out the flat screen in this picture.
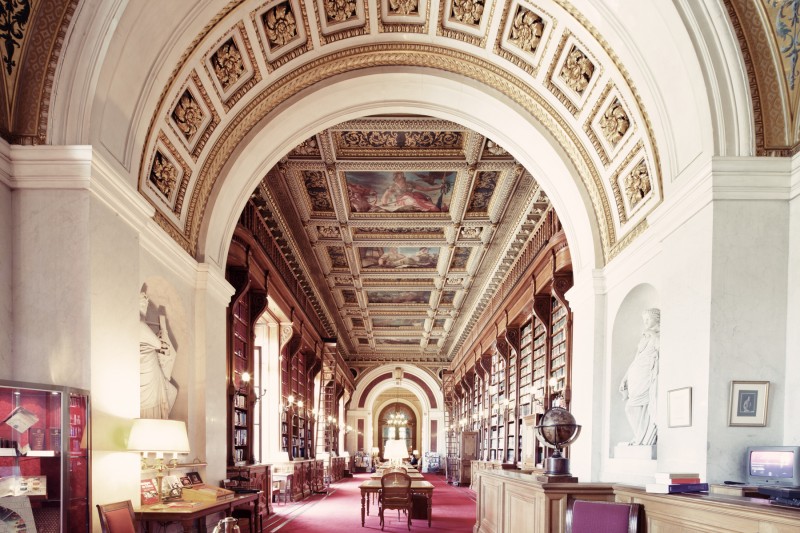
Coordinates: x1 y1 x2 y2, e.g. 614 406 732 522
749 450 794 479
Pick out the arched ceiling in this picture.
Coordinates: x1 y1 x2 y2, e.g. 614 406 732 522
7 0 799 370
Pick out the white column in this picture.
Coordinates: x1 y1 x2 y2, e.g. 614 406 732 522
564 266 607 481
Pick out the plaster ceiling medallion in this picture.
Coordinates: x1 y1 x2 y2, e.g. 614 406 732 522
439 0 492 45
314 0 369 43
585 83 634 168
145 133 191 220
546 31 602 116
251 114 546 363
379 0 429 31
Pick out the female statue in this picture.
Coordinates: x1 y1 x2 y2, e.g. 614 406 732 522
619 308 660 446
139 290 178 419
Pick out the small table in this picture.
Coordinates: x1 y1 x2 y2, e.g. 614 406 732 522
135 492 259 532
359 479 434 527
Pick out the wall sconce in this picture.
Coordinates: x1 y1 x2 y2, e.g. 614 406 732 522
282 395 303 412
128 419 191 502
239 372 267 401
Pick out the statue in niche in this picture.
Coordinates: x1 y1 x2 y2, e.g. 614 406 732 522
618 308 660 446
139 288 178 419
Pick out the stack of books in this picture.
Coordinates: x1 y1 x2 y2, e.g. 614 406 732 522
645 472 708 494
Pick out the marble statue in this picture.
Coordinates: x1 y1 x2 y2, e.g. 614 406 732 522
139 290 178 419
619 308 660 446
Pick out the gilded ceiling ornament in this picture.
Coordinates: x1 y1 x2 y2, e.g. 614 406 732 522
293 137 320 156
405 131 461 147
770 0 800 90
149 151 177 199
389 0 419 16
451 0 484 26
624 160 651 209
341 130 399 147
509 6 544 54
264 2 297 48
324 0 358 22
560 45 594 94
468 171 498 211
303 170 333 210
0 0 30 75
599 98 630 147
317 225 341 238
211 39 245 90
171 91 204 141
460 226 481 238
484 140 507 156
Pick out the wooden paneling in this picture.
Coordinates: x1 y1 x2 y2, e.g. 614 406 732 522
615 485 800 533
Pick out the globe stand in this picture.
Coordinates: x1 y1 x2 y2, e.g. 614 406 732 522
533 406 582 483
535 448 578 483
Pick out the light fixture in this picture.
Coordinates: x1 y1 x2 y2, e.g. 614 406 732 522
128 419 191 502
239 371 267 401
383 439 408 468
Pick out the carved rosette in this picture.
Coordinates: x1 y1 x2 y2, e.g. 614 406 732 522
264 2 297 47
509 5 544 54
211 38 246 91
450 0 484 26
149 151 178 200
324 0 358 22
624 160 651 210
389 0 418 16
171 91 204 141
559 45 594 95
599 98 630 147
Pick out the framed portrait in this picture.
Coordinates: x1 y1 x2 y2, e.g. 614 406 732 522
729 381 769 427
667 387 692 428
187 471 203 485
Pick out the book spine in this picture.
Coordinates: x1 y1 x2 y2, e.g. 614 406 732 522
668 483 709 493
655 477 701 484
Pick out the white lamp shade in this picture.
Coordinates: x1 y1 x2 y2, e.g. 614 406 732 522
128 419 190 453
272 452 290 463
384 439 408 461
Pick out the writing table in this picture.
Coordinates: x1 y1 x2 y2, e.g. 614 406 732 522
358 479 434 527
135 491 259 532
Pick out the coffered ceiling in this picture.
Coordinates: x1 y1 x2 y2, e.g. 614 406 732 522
250 114 550 364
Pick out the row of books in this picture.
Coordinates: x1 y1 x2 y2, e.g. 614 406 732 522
645 472 708 494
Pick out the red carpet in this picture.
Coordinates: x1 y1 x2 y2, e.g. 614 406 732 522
262 473 476 532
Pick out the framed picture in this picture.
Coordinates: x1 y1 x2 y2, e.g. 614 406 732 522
667 387 692 428
729 381 770 427
187 471 203 485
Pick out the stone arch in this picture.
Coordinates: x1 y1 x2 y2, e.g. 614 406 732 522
198 62 603 275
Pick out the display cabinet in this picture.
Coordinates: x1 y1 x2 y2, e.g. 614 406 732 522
0 380 90 532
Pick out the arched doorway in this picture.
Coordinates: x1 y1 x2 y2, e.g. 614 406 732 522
378 403 416 460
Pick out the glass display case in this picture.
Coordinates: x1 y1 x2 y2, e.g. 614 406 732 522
0 380 90 532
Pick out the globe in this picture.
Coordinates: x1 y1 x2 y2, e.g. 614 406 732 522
534 406 581 454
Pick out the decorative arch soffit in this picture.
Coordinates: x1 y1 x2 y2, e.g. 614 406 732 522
138 0 665 266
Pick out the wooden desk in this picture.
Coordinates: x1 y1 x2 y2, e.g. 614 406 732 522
135 492 260 532
371 471 424 480
359 479 434 527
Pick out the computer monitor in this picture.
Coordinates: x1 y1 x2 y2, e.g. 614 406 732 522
746 446 800 486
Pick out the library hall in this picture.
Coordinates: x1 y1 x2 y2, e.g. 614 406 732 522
2 1 800 531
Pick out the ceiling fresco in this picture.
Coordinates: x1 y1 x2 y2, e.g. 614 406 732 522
251 115 549 365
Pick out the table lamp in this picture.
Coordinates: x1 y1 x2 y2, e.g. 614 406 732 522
128 419 191 502
383 439 408 468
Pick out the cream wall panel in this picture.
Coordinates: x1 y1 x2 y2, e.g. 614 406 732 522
505 482 536 533
0 178 10 376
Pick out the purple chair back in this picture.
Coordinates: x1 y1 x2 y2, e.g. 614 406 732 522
566 499 642 533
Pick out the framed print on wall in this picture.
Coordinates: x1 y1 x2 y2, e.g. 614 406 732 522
729 381 770 427
667 387 692 428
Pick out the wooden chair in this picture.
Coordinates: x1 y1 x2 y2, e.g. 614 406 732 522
379 471 412 531
96 500 136 533
566 500 642 533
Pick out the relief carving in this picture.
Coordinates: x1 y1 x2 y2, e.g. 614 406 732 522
149 151 178 199
211 38 245 90
324 0 358 22
484 139 508 156
599 98 629 147
509 6 544 54
171 90 204 141
317 225 341 238
625 160 651 209
451 0 484 26
389 0 419 16
560 45 594 94
263 2 298 48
